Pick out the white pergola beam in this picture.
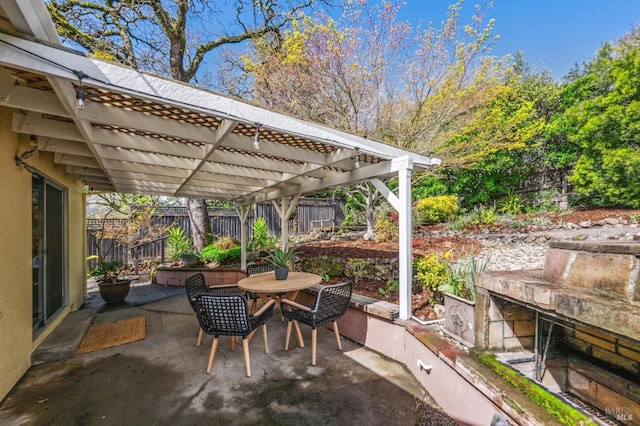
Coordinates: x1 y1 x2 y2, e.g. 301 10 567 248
93 145 199 169
100 160 190 178
192 170 273 187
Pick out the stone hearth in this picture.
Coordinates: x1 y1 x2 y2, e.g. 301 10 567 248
475 241 640 424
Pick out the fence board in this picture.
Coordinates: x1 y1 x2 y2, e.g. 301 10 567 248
87 198 344 269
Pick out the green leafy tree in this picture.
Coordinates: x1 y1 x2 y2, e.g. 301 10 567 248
244 0 502 233
558 30 640 208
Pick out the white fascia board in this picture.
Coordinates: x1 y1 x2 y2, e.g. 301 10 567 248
0 33 439 167
1 0 60 43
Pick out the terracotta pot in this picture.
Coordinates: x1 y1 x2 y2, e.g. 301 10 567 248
98 280 131 304
274 267 289 280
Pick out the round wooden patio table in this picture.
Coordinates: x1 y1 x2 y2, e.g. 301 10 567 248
238 271 322 348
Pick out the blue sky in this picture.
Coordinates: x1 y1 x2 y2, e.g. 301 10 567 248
397 0 640 79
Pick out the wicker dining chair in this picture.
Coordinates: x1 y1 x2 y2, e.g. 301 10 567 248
194 293 275 377
245 263 275 309
245 263 284 314
185 273 242 347
281 281 353 366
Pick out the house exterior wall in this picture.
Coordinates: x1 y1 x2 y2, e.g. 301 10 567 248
0 106 86 401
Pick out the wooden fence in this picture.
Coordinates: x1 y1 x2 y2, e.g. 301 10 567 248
87 198 345 269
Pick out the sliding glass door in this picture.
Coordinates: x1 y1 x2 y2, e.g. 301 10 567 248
32 174 66 335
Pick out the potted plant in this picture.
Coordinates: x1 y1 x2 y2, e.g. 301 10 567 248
180 252 200 268
166 226 199 267
93 260 131 303
264 244 298 280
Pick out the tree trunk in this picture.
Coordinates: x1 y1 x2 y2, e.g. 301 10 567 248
187 198 212 251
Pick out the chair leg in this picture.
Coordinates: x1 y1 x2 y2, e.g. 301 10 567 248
284 320 293 351
311 328 317 366
262 324 269 354
242 338 251 377
275 297 284 321
333 321 342 351
247 329 257 343
207 337 219 374
230 335 235 352
293 321 304 348
197 327 204 347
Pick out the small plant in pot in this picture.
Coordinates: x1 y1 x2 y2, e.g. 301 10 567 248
91 260 131 304
264 245 298 280
166 226 199 267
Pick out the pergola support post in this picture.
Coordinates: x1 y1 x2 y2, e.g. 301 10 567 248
370 156 414 320
397 160 413 320
271 194 300 248
238 205 251 270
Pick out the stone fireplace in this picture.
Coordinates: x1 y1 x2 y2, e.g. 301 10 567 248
476 241 640 424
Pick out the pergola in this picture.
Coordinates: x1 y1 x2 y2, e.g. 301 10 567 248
0 2 440 320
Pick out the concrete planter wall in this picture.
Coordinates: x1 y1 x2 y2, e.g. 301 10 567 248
443 293 475 346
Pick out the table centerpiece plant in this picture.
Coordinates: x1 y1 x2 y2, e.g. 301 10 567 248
264 244 298 280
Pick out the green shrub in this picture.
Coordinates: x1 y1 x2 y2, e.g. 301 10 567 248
499 192 523 215
447 205 500 230
413 195 459 226
299 256 344 278
166 226 190 260
438 252 489 301
346 258 371 285
374 216 398 242
414 253 449 298
249 218 277 252
214 235 239 250
378 279 399 296
198 245 241 265
341 205 366 226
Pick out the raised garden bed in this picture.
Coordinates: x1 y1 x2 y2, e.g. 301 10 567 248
155 267 246 287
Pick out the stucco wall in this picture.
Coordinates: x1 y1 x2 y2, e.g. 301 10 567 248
0 107 86 401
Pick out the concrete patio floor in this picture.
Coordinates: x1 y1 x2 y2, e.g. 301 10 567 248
0 286 451 425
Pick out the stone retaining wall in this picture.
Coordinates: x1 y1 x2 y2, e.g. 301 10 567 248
297 256 398 283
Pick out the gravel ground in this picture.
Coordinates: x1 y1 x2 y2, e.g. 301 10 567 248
471 222 640 271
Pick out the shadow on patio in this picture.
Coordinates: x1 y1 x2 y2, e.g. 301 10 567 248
0 287 453 425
